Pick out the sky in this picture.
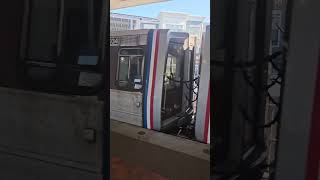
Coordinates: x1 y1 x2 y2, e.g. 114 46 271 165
111 0 211 22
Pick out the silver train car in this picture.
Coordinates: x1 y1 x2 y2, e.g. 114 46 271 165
110 28 210 144
110 29 193 130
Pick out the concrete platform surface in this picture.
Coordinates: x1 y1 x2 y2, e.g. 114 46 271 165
110 120 210 180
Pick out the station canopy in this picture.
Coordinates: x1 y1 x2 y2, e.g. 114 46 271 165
110 0 169 10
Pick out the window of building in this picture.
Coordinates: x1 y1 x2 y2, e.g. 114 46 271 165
142 23 157 29
187 21 202 26
117 48 144 90
165 24 184 32
188 27 201 37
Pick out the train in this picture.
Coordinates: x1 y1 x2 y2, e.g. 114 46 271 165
110 27 210 144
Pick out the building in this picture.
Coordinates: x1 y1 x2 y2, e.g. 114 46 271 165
186 15 206 39
110 11 207 68
158 12 188 31
157 12 207 61
157 11 206 40
110 13 159 31
202 22 210 32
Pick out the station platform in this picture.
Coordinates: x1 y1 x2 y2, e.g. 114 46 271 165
110 120 210 180
111 156 168 180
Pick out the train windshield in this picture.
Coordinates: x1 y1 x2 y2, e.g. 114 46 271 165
117 48 144 90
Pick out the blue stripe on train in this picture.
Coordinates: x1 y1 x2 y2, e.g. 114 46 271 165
143 30 154 128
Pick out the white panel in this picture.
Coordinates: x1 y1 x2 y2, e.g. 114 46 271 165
0 87 104 168
110 89 143 127
195 27 210 143
153 30 169 130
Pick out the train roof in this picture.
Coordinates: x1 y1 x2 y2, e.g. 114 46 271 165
110 29 189 46
110 29 152 37
110 29 190 37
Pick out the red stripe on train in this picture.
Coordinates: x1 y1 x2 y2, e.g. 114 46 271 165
150 30 160 129
204 85 210 143
306 57 320 180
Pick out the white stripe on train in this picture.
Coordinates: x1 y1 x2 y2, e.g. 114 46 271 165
146 30 158 129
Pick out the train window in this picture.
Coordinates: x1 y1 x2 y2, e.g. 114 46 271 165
64 0 91 54
120 49 144 56
129 56 142 81
117 48 144 90
164 43 184 89
165 54 178 87
118 56 129 82
27 0 60 61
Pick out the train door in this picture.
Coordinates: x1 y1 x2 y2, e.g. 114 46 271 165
110 30 194 133
161 33 192 130
195 26 210 144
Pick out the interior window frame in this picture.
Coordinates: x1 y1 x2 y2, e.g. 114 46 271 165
25 0 61 61
116 47 144 90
